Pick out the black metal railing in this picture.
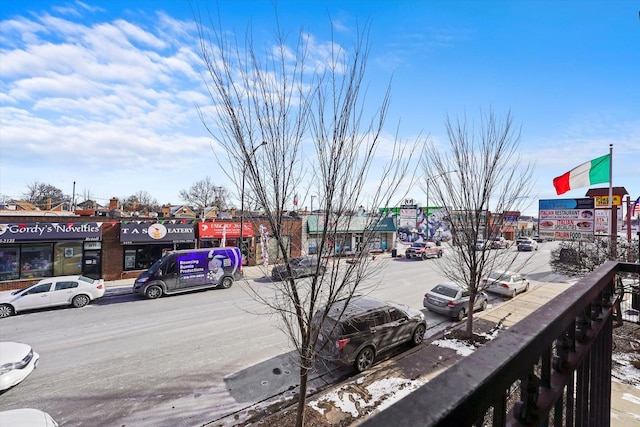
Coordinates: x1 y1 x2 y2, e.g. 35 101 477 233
362 261 640 427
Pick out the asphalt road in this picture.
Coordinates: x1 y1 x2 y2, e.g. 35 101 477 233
0 242 560 426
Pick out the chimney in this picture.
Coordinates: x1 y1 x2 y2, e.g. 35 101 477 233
109 197 119 210
46 198 52 210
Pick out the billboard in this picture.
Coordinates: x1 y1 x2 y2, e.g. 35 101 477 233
538 198 595 241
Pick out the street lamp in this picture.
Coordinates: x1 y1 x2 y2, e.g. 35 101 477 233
424 170 457 240
239 141 267 266
310 195 316 213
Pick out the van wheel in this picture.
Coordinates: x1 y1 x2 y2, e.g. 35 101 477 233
146 285 163 299
0 304 15 318
72 294 90 308
354 346 375 372
412 324 426 346
220 277 233 289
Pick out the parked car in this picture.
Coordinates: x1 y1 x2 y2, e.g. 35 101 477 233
490 237 510 249
405 241 443 260
314 295 426 372
0 409 58 426
0 275 105 318
423 282 488 321
475 239 487 251
517 238 538 252
271 256 326 280
533 235 544 243
515 236 530 246
481 270 529 298
0 342 40 392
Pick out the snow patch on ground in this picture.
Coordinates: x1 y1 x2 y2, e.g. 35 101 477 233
309 376 429 417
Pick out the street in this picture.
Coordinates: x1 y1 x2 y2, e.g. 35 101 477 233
0 243 564 426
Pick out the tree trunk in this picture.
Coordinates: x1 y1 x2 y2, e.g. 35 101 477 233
295 364 310 427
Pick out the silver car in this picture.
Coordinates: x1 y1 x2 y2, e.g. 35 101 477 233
482 270 529 298
423 282 488 321
517 239 538 251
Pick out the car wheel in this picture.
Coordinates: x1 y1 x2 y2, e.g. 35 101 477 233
455 308 466 321
480 300 488 311
354 346 375 372
524 282 529 292
411 324 426 346
0 304 15 318
421 253 427 261
220 276 233 289
437 250 443 258
145 285 163 299
72 294 90 308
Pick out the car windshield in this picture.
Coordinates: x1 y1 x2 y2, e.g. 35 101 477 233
411 243 426 248
148 253 171 274
432 284 458 298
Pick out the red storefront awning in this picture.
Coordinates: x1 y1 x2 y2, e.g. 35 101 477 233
198 222 254 238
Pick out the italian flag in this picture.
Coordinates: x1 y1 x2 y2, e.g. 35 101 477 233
553 153 610 195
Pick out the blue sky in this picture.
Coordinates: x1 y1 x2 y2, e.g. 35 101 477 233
1 0 638 217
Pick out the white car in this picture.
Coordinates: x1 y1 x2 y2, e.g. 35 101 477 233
0 342 40 392
517 238 538 251
0 275 105 318
481 270 529 298
0 409 58 426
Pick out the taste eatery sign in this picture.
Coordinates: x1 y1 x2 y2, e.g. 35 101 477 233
120 221 195 244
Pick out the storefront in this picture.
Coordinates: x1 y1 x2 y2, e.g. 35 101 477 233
0 221 103 282
197 221 254 265
306 215 395 255
120 221 196 271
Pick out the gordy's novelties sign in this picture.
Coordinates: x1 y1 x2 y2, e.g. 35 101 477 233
0 222 103 242
120 222 195 244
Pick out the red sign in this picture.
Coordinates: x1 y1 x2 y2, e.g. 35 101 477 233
198 222 254 238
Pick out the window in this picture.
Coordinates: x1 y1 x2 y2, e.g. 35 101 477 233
21 244 53 278
388 308 405 322
0 247 20 281
25 283 52 294
55 281 78 290
54 242 82 276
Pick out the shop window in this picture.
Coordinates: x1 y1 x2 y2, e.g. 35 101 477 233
123 244 194 271
54 242 82 276
0 247 20 281
20 244 53 279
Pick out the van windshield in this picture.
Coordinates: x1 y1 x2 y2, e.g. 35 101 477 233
147 253 171 274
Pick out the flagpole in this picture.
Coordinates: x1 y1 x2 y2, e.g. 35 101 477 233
608 144 614 256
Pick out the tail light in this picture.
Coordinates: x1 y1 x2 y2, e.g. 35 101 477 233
500 283 510 289
447 301 457 308
424 293 429 300
481 279 487 285
97 284 104 289
336 338 350 350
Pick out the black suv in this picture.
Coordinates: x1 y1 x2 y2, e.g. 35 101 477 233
313 295 426 372
271 256 326 280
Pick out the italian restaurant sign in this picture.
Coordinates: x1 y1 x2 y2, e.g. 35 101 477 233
538 198 595 241
120 222 195 244
0 222 103 243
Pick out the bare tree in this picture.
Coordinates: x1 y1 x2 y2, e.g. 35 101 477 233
422 109 535 339
121 191 161 213
178 177 228 214
550 237 637 276
22 180 68 209
196 13 421 426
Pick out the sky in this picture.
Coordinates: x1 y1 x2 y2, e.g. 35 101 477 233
1 0 638 217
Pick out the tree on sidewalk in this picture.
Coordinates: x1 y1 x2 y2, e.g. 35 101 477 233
422 109 535 340
195 12 422 426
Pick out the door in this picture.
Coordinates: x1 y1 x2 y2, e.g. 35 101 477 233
83 250 102 279
14 282 53 311
50 279 79 306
